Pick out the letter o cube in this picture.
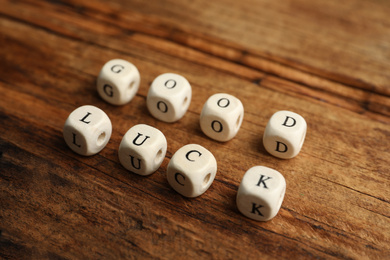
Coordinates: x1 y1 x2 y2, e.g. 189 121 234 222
97 59 140 105
200 93 244 142
167 144 217 198
63 105 112 156
236 166 286 221
118 124 167 176
147 73 192 123
263 110 307 159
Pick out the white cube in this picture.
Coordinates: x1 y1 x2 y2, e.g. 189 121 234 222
167 144 217 198
97 59 140 105
236 166 286 221
118 124 167 176
263 110 307 159
200 93 244 142
147 73 192 123
63 105 112 156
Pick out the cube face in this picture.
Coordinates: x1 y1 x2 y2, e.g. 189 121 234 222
263 110 307 159
167 144 217 198
200 93 244 142
236 166 286 221
97 59 140 105
118 124 167 176
146 73 192 123
63 105 112 156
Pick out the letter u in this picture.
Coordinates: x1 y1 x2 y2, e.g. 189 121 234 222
130 155 142 169
133 133 150 146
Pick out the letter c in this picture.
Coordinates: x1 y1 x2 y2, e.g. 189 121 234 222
185 150 202 162
175 172 185 186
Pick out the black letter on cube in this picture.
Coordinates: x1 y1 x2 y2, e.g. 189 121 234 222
200 93 244 142
147 73 192 123
263 110 307 159
167 144 217 198
118 124 167 176
97 59 140 105
63 105 112 156
236 166 286 221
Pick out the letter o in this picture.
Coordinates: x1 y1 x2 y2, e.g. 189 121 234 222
217 98 230 108
164 79 177 89
157 101 168 113
211 120 223 133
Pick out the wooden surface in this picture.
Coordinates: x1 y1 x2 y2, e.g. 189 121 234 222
0 0 389 259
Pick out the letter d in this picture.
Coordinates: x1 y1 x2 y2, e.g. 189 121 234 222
282 116 296 127
275 141 288 153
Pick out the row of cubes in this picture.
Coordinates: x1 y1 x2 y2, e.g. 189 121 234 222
63 106 287 221
96 59 307 158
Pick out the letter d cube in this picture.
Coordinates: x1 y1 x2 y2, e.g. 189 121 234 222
263 110 307 159
236 166 286 221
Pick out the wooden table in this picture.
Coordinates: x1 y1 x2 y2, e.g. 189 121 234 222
1 0 389 259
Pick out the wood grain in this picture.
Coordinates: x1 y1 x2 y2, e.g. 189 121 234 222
0 0 389 259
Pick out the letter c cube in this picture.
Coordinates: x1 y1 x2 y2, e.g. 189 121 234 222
167 144 217 198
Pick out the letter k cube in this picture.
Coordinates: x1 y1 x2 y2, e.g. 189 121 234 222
236 166 286 221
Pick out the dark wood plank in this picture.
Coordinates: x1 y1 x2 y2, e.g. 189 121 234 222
0 0 389 259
